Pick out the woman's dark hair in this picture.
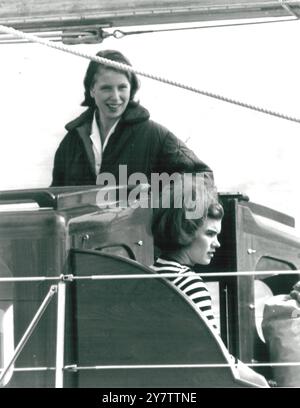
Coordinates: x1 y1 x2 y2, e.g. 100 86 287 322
81 49 140 107
151 174 224 252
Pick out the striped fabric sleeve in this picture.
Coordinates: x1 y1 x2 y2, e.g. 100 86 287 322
152 258 218 331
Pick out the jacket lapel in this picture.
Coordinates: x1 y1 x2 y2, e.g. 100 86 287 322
77 120 96 177
103 122 134 163
66 103 149 176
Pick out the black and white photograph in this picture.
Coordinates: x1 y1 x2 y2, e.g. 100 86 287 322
0 0 300 391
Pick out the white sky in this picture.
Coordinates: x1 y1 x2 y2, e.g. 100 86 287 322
0 19 300 229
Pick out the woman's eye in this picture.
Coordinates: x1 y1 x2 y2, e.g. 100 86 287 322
100 86 111 91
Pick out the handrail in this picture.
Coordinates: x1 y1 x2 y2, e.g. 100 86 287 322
0 269 299 283
0 252 298 387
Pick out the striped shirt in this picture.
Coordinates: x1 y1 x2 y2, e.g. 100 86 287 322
151 257 218 331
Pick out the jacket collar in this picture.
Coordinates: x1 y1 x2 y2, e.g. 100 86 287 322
65 101 150 132
64 102 150 177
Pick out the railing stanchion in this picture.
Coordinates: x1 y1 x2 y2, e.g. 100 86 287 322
0 285 57 387
55 279 67 388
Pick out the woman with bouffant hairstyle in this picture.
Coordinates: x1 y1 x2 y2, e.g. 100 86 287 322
151 174 223 331
151 177 270 387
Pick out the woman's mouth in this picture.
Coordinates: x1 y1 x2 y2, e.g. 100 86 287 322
107 104 122 112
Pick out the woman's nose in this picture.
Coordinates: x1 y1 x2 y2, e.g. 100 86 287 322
110 88 121 101
213 237 221 248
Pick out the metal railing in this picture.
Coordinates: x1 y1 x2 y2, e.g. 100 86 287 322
0 269 299 388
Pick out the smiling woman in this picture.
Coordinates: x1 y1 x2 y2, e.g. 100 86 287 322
50 49 213 187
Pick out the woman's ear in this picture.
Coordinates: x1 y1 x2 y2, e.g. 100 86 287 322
90 88 95 99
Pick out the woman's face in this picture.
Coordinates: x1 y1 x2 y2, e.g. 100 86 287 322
90 68 131 124
183 218 222 266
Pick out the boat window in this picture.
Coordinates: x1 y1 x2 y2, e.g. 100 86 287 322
254 256 296 342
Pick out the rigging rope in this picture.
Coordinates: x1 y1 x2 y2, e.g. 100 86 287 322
0 23 299 124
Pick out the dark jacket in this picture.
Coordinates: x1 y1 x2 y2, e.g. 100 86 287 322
51 101 212 186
